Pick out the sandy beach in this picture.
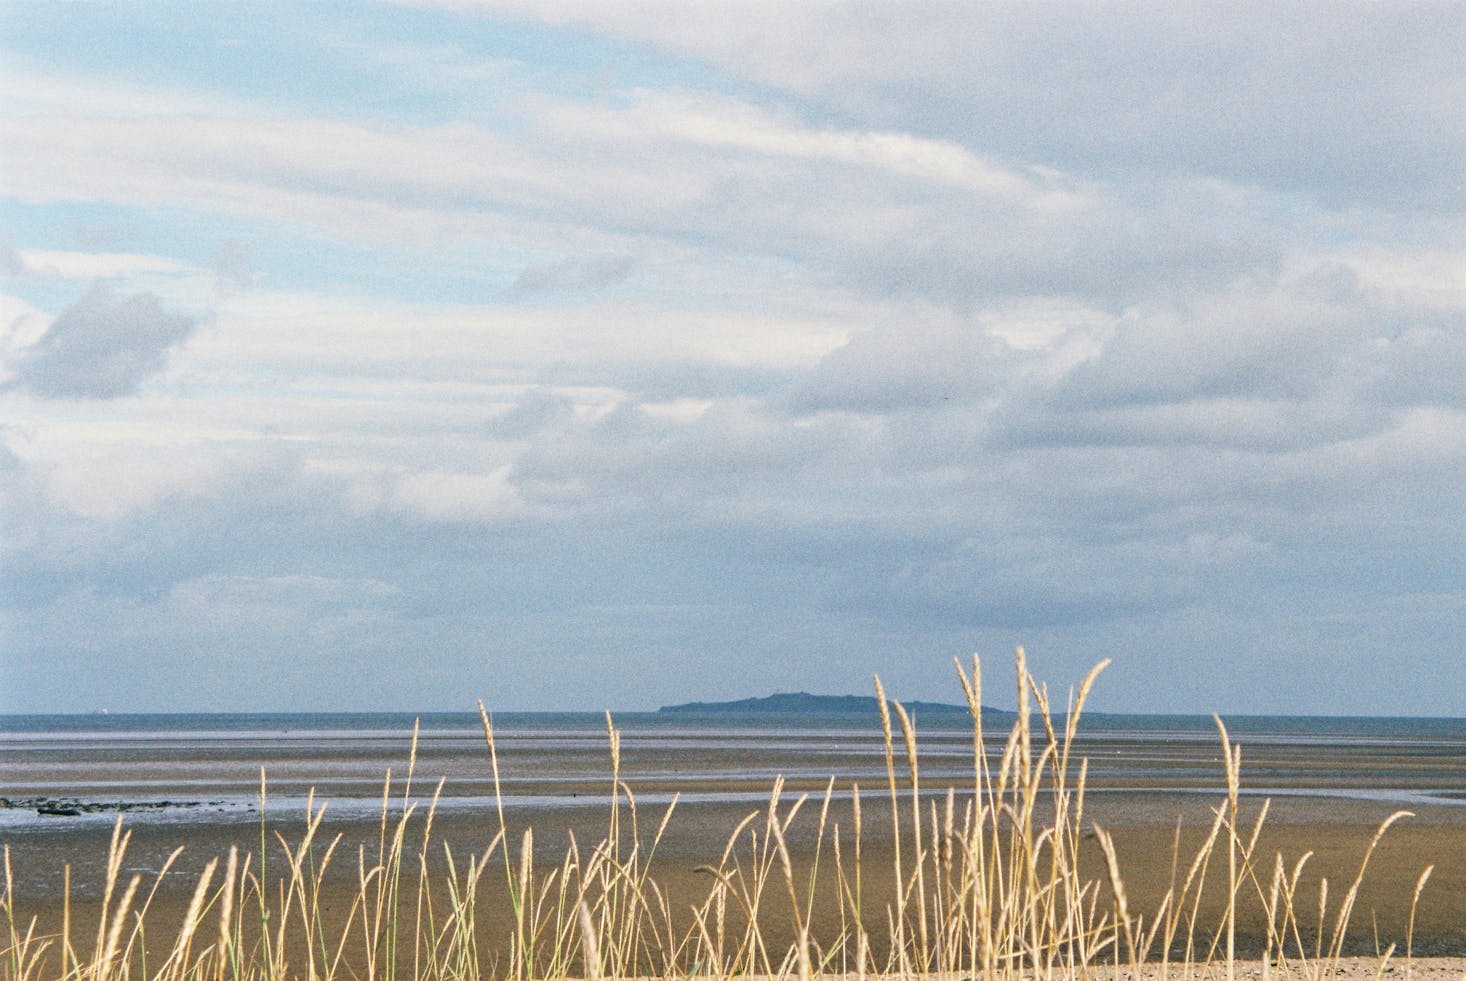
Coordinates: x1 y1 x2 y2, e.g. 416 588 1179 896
6 788 1464 968
6 709 1465 979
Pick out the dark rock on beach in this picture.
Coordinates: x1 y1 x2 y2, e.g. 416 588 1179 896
0 796 209 818
36 804 82 817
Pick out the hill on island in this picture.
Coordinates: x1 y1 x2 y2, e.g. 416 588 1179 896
657 691 1006 719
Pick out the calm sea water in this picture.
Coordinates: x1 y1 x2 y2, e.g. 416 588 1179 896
3 710 1465 832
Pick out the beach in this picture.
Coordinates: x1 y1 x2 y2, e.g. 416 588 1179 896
4 712 1465 976
5 783 1466 964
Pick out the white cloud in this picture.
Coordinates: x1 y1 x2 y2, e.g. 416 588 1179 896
0 59 263 120
1 85 1100 306
978 298 1115 351
1323 248 1466 310
533 90 1069 202
16 249 197 279
0 292 52 356
384 466 526 522
189 290 850 381
6 421 278 521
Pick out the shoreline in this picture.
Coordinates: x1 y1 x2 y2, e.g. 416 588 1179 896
5 779 1466 835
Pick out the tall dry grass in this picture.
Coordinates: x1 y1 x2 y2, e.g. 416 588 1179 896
0 652 1437 980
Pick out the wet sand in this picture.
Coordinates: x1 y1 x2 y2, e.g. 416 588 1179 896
5 787 1465 968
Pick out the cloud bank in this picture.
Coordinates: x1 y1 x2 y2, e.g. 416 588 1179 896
1 2 1463 714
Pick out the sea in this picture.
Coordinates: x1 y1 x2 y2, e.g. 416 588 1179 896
4 709 1466 834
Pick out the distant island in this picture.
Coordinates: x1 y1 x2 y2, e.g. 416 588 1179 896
657 691 991 717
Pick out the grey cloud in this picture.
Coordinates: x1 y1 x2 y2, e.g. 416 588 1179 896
490 389 577 439
1344 318 1466 410
0 451 314 608
3 377 1463 712
539 4 1466 211
787 316 1012 414
0 243 22 276
509 397 832 514
609 361 791 402
1044 290 1370 411
11 283 197 398
212 240 255 291
879 537 1206 630
991 398 1394 455
992 279 1466 459
933 8 1463 210
831 187 1287 309
509 253 636 297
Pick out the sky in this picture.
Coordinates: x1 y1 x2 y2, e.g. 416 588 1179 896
1 2 1463 716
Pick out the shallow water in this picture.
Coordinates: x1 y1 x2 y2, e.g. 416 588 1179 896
3 710 1465 834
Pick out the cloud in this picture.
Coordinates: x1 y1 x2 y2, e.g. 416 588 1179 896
3 65 1326 327
530 90 1061 201
491 389 577 438
787 311 1013 414
0 92 1134 311
351 465 530 524
509 253 637 297
184 292 847 384
8 283 197 398
16 249 196 279
3 6 1465 712
210 241 256 291
435 2 1466 210
0 244 23 276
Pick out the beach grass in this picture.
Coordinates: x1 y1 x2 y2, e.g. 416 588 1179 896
0 651 1442 980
